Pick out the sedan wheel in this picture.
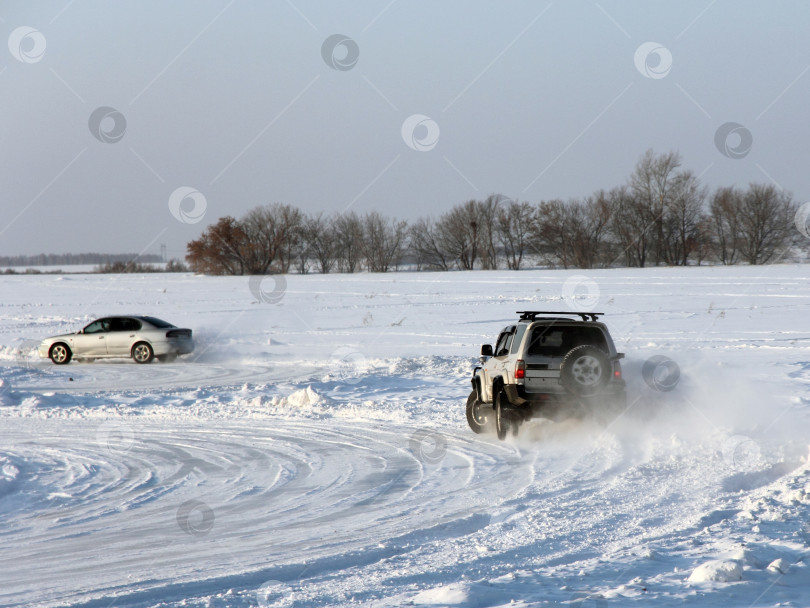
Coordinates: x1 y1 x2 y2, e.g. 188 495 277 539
132 342 154 364
49 343 72 365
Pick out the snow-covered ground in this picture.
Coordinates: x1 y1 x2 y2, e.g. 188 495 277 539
1 265 809 607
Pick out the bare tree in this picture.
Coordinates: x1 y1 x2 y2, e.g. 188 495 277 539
608 186 651 267
303 213 338 274
496 199 535 270
533 199 575 268
437 200 480 270
271 204 304 274
186 216 248 275
738 183 795 265
334 211 364 273
573 192 614 268
709 186 742 265
361 211 408 273
629 149 684 265
664 171 707 265
534 196 614 269
409 217 452 271
240 206 289 274
477 195 501 270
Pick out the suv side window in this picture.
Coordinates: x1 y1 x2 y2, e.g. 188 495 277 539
494 326 516 356
510 324 528 354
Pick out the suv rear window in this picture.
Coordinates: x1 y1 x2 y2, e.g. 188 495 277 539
527 325 607 357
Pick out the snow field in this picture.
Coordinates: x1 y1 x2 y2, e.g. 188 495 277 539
0 265 809 607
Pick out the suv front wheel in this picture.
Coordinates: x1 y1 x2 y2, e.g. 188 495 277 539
465 391 493 434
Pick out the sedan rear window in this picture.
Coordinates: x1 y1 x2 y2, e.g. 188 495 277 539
140 316 175 329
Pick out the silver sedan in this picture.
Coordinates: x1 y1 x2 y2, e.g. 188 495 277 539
37 316 194 364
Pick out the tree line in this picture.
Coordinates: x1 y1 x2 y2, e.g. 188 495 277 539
0 252 163 268
186 150 803 275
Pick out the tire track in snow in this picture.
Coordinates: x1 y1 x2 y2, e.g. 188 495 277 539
0 417 534 607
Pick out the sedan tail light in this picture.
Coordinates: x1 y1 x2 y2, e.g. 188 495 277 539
166 329 192 339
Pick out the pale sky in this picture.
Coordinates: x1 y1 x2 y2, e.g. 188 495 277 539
1 1 809 259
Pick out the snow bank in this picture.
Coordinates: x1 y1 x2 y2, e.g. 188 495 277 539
688 560 743 583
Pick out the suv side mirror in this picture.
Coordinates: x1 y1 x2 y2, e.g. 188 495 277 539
481 344 493 357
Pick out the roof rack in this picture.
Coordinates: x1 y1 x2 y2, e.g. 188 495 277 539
516 310 604 322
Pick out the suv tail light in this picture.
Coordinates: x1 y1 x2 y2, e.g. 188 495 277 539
613 359 622 379
515 359 525 380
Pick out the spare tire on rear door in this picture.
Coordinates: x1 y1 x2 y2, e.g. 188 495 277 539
560 345 610 397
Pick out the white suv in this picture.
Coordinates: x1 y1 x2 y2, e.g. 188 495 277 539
467 311 626 439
